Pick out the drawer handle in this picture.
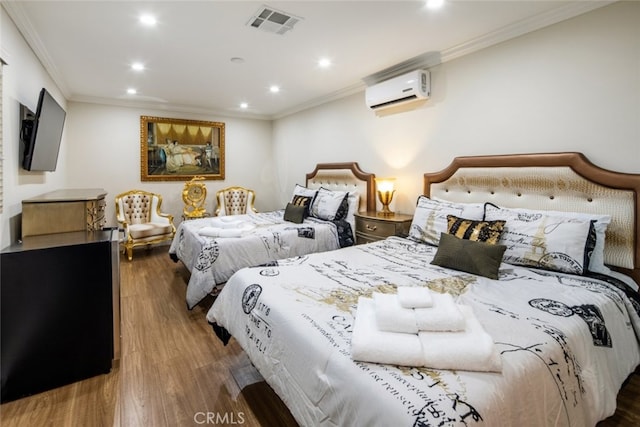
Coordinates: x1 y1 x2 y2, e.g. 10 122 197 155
365 224 377 231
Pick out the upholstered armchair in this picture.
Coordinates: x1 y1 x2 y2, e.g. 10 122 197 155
215 186 258 216
115 190 176 261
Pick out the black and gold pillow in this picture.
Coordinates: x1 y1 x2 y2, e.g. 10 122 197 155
291 195 313 216
446 215 506 244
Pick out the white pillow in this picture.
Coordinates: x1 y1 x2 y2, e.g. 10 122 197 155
310 187 349 221
484 204 595 275
345 191 360 234
484 204 611 274
408 196 484 246
292 184 318 200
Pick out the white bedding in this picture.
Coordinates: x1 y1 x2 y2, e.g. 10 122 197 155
207 236 640 426
169 211 344 309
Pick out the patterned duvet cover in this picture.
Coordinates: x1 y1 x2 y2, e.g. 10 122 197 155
170 211 350 309
208 236 640 426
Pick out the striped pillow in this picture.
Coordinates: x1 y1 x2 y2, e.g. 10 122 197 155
290 195 313 216
446 215 506 245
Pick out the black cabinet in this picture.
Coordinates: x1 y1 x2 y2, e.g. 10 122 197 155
1 229 120 403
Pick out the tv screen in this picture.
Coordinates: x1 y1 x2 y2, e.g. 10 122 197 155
21 88 66 172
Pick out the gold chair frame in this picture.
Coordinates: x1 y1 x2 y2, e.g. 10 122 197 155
115 189 176 260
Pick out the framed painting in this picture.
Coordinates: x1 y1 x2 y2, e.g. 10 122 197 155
140 116 225 181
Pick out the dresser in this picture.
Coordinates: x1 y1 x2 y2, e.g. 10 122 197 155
354 211 413 244
21 188 107 238
1 229 120 402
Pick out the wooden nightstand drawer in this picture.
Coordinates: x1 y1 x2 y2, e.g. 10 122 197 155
356 217 397 238
354 212 413 244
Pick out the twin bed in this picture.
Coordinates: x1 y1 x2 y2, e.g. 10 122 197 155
169 162 376 308
204 152 640 426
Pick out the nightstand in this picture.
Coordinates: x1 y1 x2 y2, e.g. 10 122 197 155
354 211 413 244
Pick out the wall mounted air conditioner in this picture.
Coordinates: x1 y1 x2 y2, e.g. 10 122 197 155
365 70 430 111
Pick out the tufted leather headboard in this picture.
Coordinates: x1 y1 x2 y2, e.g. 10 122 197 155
424 152 640 282
306 162 376 212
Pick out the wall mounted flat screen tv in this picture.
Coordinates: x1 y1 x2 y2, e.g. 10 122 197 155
20 88 66 172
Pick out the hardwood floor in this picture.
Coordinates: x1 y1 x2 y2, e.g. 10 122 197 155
1 245 638 426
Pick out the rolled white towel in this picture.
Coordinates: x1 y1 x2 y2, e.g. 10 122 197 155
373 292 418 334
397 286 433 308
419 305 502 372
351 298 425 367
198 227 243 238
414 292 465 332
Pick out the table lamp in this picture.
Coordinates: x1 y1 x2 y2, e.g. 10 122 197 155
376 178 396 217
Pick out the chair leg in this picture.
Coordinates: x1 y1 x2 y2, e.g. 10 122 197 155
125 244 133 261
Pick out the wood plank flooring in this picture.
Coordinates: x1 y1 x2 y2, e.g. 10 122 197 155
1 245 638 426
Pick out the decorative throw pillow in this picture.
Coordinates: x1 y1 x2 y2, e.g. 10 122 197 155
284 203 306 224
291 195 313 214
431 232 506 280
408 196 485 246
484 204 596 275
446 215 506 244
291 184 318 216
483 203 611 274
310 187 349 221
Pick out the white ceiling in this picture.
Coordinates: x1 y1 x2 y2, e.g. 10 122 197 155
4 1 611 120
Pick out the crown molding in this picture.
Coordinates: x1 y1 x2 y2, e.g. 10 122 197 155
272 83 366 120
438 0 616 64
3 1 70 96
69 95 272 121
361 1 615 86
284 1 615 118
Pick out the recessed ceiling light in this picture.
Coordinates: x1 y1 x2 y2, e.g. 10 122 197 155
318 58 331 68
230 57 245 64
426 0 444 10
139 14 157 26
127 88 137 95
240 102 249 109
131 62 145 71
269 85 280 93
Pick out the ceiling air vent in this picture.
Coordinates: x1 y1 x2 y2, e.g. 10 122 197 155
247 5 302 35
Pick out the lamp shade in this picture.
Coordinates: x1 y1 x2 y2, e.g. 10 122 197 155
375 178 395 192
375 177 396 216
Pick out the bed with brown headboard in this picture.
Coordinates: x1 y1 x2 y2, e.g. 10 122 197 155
207 152 640 426
424 152 640 283
170 162 375 309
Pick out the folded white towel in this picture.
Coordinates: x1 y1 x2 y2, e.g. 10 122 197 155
397 286 433 308
419 305 502 372
219 216 240 223
351 298 425 367
198 227 243 238
351 299 502 372
373 292 418 334
210 217 244 229
414 292 465 332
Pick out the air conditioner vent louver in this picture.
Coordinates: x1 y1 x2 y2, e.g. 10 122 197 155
247 5 302 35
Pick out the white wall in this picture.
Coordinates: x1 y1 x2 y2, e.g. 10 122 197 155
1 6 68 246
273 1 640 215
64 102 275 228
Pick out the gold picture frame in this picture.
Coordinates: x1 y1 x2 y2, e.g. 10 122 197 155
140 116 225 181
